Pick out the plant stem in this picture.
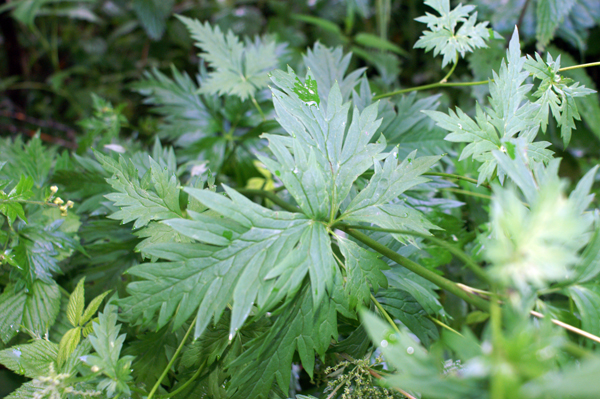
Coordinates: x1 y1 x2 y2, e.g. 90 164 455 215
559 61 600 72
374 61 600 100
236 188 299 213
0 199 58 207
147 318 197 399
428 316 463 336
371 294 401 335
441 187 492 200
250 95 266 121
337 224 489 283
530 310 600 345
424 171 490 189
440 61 458 83
373 80 489 100
343 228 490 311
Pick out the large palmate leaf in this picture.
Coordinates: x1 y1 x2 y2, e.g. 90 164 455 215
121 186 336 339
427 28 553 184
262 67 440 238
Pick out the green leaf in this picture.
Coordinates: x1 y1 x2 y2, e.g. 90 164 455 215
354 32 409 56
303 43 366 106
81 291 111 326
57 327 81 367
427 28 552 184
524 52 596 146
132 66 218 142
132 0 174 40
0 339 57 378
414 0 490 67
547 46 600 142
340 149 442 241
177 16 279 101
0 286 27 344
536 0 576 51
292 14 343 36
122 185 336 339
569 285 600 337
95 150 182 229
5 381 43 399
361 310 478 398
85 305 134 398
22 281 61 338
227 286 337 398
263 67 391 222
293 75 320 107
485 168 590 292
67 278 85 327
337 235 389 309
375 288 439 347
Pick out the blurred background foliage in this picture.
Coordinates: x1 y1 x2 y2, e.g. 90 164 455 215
0 0 599 396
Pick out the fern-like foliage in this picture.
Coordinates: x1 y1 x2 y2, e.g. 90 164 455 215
177 16 280 101
415 0 491 67
426 28 553 184
524 52 596 145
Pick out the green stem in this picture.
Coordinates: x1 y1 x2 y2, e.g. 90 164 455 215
0 199 58 207
440 61 458 83
236 188 299 213
373 80 488 100
428 315 463 337
250 95 266 121
147 318 197 399
559 61 600 72
441 187 492 200
371 293 401 335
343 228 490 311
336 224 489 283
158 346 231 399
424 172 490 189
374 62 600 100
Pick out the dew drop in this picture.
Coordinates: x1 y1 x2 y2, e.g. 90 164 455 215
380 340 388 348
402 213 408 217
228 333 234 341
457 123 463 129
12 348 21 358
406 347 414 355
110 341 115 348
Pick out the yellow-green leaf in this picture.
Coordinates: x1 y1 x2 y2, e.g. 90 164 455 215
67 278 85 327
57 327 81 367
81 291 110 326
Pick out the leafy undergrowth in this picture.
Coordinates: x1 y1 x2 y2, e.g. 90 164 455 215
1 1 600 398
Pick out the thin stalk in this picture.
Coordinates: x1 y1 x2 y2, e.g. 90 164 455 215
337 224 489 283
424 171 490 189
0 199 59 207
440 61 458 83
236 188 299 213
343 228 490 311
374 61 600 100
158 345 231 399
428 316 463 337
530 310 600 345
441 187 492 200
559 61 600 72
147 318 197 399
250 95 266 121
373 80 488 100
371 294 401 335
